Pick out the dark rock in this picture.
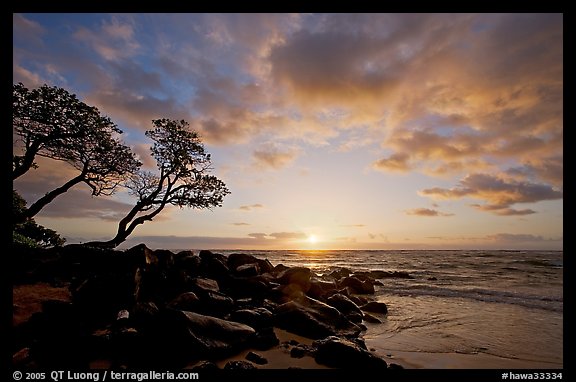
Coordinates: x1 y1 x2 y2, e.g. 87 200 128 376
308 278 338 300
159 309 256 358
176 255 202 275
262 299 279 312
151 249 176 269
328 268 352 280
193 361 220 370
257 258 275 274
13 347 32 367
235 263 260 277
167 292 200 311
326 293 363 317
222 276 270 299
274 296 362 339
230 308 273 329
273 263 290 273
250 327 280 350
273 283 306 302
314 336 388 368
227 253 261 270
245 351 268 365
199 252 230 281
388 363 404 369
346 311 364 324
224 360 257 370
198 292 235 317
199 250 228 263
349 295 369 306
338 276 375 294
363 313 382 324
428 276 438 281
276 267 312 293
290 344 315 358
72 274 135 324
190 277 220 293
361 301 388 315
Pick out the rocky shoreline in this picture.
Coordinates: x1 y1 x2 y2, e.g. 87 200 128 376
13 244 413 369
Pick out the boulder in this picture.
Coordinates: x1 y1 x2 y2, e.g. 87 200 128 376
326 293 363 317
167 292 200 312
276 267 312 293
235 263 260 277
274 296 362 339
190 277 220 294
250 327 280 350
192 361 219 370
361 301 388 315
362 313 382 324
338 276 375 294
369 270 414 279
199 252 230 281
159 309 255 357
227 253 261 270
224 360 257 370
229 308 273 329
308 278 338 300
245 351 268 365
328 267 352 280
314 336 388 368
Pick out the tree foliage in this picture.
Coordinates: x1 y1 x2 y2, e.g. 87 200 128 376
13 190 65 248
12 83 141 223
89 119 230 248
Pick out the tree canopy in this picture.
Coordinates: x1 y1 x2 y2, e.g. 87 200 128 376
88 119 230 248
13 83 141 223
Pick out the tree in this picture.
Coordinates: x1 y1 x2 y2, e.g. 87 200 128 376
87 119 230 248
13 83 141 223
13 190 65 248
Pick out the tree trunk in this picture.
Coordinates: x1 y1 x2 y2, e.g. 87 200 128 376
16 171 86 224
13 141 41 180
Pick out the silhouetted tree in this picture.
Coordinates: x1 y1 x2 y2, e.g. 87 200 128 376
87 119 230 248
13 190 65 248
13 83 141 223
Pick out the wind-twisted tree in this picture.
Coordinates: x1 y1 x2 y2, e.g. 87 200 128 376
13 83 141 223
88 119 230 248
13 190 65 248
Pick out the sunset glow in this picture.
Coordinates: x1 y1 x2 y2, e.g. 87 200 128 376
12 13 563 250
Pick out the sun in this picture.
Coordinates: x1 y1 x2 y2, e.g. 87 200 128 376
307 234 318 244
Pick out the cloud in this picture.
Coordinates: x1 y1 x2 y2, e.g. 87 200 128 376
268 232 307 240
372 153 411 173
405 208 454 217
253 145 299 170
74 16 140 61
20 188 134 222
238 204 264 211
248 233 268 240
485 233 551 243
470 205 536 216
341 224 366 227
420 173 562 215
13 14 45 45
232 222 251 226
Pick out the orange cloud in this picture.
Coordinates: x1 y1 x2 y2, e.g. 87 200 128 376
420 173 562 215
253 145 299 170
238 204 264 211
405 208 454 217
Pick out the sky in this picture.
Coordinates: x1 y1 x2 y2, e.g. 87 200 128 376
13 13 563 250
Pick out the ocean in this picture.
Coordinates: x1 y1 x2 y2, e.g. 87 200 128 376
208 249 563 369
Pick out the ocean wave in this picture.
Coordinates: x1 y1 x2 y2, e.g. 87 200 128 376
378 284 563 312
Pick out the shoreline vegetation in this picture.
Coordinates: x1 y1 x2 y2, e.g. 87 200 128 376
13 243 411 370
